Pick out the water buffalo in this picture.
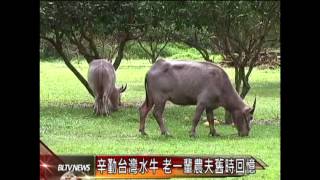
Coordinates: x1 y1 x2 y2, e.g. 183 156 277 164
139 58 256 137
88 59 127 116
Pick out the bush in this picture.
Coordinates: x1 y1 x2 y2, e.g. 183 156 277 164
40 40 222 62
124 42 206 60
124 42 150 59
40 41 60 59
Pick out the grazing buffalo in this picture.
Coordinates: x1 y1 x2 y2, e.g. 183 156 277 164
139 58 256 137
88 59 127 116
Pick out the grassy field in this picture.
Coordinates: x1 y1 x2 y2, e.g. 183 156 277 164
40 59 280 179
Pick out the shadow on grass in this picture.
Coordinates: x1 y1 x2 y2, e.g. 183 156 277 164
41 104 279 141
249 81 280 98
134 125 279 142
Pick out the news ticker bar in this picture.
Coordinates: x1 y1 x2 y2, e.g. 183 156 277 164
40 155 267 179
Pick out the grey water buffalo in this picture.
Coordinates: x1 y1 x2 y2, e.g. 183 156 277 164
139 58 256 137
88 59 127 116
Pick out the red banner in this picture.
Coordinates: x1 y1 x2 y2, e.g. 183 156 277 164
95 155 266 179
40 141 267 179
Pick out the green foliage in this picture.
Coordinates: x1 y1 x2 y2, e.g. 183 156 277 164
124 42 149 60
40 1 279 63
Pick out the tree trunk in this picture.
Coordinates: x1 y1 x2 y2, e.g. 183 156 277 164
224 66 242 124
240 76 251 99
199 48 212 63
42 37 95 98
113 39 127 71
70 38 100 64
183 40 213 63
234 67 241 93
153 40 169 63
56 48 94 98
82 54 96 64
237 66 250 99
151 55 157 64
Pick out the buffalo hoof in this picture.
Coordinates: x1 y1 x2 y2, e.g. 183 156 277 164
209 131 221 137
161 131 172 137
139 130 148 136
189 132 198 138
238 132 249 137
142 132 148 136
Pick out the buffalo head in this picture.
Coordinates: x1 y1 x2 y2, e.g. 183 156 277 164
110 84 127 111
234 97 256 136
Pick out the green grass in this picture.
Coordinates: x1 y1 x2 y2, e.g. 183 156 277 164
40 59 280 179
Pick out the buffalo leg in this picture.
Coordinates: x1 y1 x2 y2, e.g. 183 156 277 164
102 96 107 116
139 101 153 135
206 108 220 136
95 98 103 116
106 96 111 115
100 95 108 116
190 103 205 137
94 97 98 115
153 101 169 135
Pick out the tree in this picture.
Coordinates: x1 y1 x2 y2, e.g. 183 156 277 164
133 1 173 64
137 24 170 64
40 1 279 106
167 1 279 123
206 1 280 123
40 1 94 97
40 1 147 97
172 1 214 62
155 1 214 62
173 26 213 62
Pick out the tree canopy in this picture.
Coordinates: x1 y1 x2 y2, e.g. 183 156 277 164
40 1 280 104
